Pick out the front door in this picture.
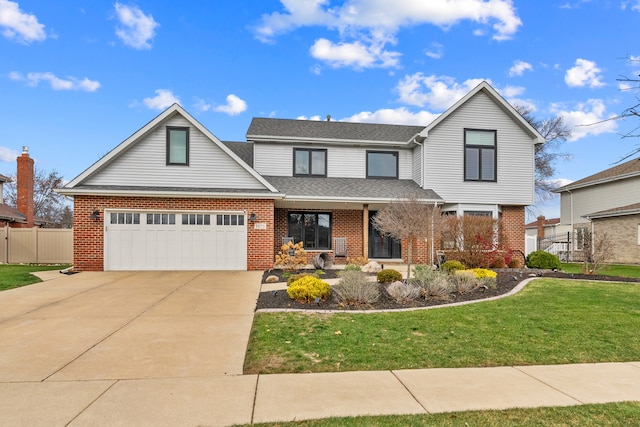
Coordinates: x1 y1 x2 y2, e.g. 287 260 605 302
368 211 401 259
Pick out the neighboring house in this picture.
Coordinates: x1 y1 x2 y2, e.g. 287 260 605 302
0 147 49 228
524 216 561 255
555 157 640 263
59 81 544 271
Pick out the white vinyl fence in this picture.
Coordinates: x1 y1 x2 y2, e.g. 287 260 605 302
0 226 73 264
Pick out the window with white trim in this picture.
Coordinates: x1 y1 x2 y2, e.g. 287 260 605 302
182 214 211 225
216 214 245 226
110 212 140 224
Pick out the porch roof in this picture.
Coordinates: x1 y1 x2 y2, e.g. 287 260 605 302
583 202 640 219
264 176 442 203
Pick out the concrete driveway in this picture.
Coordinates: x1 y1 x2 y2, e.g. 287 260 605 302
0 270 262 426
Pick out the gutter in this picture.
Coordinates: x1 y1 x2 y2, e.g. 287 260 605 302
56 188 285 199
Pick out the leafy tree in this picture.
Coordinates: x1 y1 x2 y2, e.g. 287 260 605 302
513 104 571 203
4 167 71 227
371 197 441 279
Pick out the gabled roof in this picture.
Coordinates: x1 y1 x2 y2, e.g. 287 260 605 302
62 104 277 194
223 141 253 167
247 118 425 146
264 176 442 203
583 202 640 219
420 81 545 144
555 157 640 192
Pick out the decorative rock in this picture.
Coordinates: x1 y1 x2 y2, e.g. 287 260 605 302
265 275 280 283
361 261 382 273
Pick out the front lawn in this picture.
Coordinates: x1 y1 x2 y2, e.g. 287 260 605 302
245 279 640 374
0 264 70 291
561 262 640 278
246 402 640 427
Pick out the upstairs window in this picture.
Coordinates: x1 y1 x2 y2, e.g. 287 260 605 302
294 148 326 176
465 129 496 182
367 151 398 179
167 127 189 165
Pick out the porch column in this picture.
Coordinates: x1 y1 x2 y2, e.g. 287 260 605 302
363 204 369 259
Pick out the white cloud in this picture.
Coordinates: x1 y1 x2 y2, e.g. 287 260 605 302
296 115 322 121
214 94 247 116
396 74 486 110
9 71 100 91
621 1 640 12
256 0 521 42
551 99 618 141
310 38 400 68
255 0 521 69
425 42 443 59
0 0 45 43
143 89 179 110
193 98 212 112
341 107 439 126
509 60 533 77
0 146 20 162
565 58 606 88
114 3 159 50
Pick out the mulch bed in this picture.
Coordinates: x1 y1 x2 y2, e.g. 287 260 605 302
256 269 640 312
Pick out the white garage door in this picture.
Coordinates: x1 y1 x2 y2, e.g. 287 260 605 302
105 211 247 271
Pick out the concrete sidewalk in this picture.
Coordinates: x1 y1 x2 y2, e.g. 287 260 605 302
0 271 638 426
1 362 639 426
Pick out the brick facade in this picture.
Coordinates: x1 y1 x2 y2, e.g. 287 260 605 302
274 208 364 265
592 214 640 264
73 195 274 271
501 205 525 254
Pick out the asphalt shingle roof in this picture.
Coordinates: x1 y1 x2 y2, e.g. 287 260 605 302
556 157 640 191
264 176 442 201
584 202 640 218
0 204 25 222
247 118 425 143
222 141 253 167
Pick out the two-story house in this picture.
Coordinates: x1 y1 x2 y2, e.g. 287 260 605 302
59 81 543 271
554 157 640 263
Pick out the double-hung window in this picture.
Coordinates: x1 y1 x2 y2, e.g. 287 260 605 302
294 148 327 176
166 127 189 165
367 151 398 179
464 129 496 182
288 212 331 250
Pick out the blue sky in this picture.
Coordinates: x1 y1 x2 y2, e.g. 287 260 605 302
1 0 640 220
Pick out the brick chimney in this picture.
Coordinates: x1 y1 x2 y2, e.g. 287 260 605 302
536 215 546 239
17 146 34 228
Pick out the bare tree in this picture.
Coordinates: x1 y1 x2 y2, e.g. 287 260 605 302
513 104 571 203
4 167 70 227
371 197 441 279
580 230 614 274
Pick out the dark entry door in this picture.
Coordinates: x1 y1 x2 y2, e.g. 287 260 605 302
368 211 401 259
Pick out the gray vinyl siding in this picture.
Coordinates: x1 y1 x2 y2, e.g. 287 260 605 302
254 142 413 179
423 91 535 205
85 116 266 189
412 145 422 185
560 176 640 225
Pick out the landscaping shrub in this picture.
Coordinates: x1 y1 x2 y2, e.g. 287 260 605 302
452 270 478 294
345 256 368 266
413 264 434 275
411 269 454 298
440 260 465 273
508 258 521 268
275 241 307 270
342 264 362 272
286 272 319 286
526 250 561 269
332 270 379 305
377 269 403 283
286 276 331 303
386 281 421 303
469 268 497 279
491 256 506 268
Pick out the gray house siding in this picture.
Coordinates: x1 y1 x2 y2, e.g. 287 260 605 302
559 176 640 226
85 116 266 190
423 91 535 205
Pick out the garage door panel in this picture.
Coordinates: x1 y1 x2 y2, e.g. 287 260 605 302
105 211 248 271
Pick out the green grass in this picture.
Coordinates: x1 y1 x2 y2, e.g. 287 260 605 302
244 279 640 374
561 262 640 278
0 264 71 291
245 402 640 426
